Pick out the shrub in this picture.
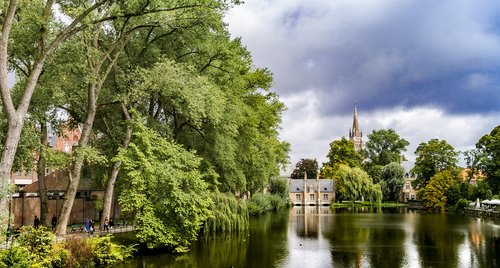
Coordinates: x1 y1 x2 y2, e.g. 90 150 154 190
65 237 95 268
0 246 32 268
17 226 55 262
247 193 272 216
88 235 134 266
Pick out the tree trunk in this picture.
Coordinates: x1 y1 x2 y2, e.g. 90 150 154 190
55 84 97 235
100 104 132 230
37 119 49 226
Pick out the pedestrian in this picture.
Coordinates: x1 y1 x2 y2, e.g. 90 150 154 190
51 214 57 230
89 219 95 235
34 215 40 229
104 217 109 232
84 217 90 233
109 218 114 230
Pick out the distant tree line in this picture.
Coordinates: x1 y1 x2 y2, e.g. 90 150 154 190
291 125 500 212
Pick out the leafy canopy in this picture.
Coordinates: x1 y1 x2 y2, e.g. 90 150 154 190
115 120 212 252
411 139 458 188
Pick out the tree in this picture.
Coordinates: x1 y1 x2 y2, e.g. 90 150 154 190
476 125 500 194
291 159 318 179
335 165 382 203
423 170 461 212
325 138 363 168
115 122 212 252
364 129 409 166
462 148 485 182
411 139 458 188
268 176 289 199
379 162 405 201
0 0 112 225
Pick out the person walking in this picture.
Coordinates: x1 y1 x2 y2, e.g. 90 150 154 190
84 217 90 233
103 217 109 232
51 214 57 230
89 219 95 235
34 216 40 229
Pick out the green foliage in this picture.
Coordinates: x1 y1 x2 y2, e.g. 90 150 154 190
366 164 383 183
247 193 288 216
335 165 382 203
17 227 55 262
268 176 289 199
0 246 32 268
204 192 249 234
412 139 458 188
364 129 409 166
64 237 94 268
247 193 272 216
476 125 500 193
88 235 134 266
116 122 212 252
448 198 470 214
423 170 461 212
380 163 405 201
325 138 363 168
291 159 318 179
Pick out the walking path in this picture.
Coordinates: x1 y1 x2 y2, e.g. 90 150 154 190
2 225 136 249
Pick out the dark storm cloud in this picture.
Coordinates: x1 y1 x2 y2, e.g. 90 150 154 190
227 0 500 116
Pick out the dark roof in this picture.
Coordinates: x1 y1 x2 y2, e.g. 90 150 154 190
289 179 334 193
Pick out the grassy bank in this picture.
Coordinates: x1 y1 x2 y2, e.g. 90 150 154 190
331 201 408 208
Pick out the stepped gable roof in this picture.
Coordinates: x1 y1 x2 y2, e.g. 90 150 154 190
22 170 96 193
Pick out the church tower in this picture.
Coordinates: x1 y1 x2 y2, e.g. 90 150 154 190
348 105 363 151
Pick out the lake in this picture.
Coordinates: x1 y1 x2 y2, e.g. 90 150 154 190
115 207 500 267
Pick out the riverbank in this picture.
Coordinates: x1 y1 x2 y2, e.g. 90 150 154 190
330 201 407 208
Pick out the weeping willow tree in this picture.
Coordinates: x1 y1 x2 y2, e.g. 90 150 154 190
204 192 248 234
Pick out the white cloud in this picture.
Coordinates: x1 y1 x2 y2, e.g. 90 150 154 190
225 1 500 167
281 103 499 166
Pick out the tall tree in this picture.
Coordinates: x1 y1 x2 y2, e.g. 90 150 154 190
364 129 409 166
411 139 458 188
0 0 110 223
291 159 318 179
325 137 363 168
423 170 461 212
379 162 405 202
335 165 382 203
115 121 212 252
476 125 500 194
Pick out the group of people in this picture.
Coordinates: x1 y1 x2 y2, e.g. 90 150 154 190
33 214 58 230
34 215 115 234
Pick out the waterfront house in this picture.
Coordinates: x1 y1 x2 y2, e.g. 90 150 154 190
289 173 334 206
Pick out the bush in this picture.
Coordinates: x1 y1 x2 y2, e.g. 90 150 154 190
0 246 32 268
247 193 272 216
449 198 470 214
65 237 95 268
88 235 134 266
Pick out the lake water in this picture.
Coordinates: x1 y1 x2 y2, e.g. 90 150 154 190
115 207 500 267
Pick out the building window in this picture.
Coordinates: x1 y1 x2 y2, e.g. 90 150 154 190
296 188 300 191
324 187 327 191
406 184 410 190
323 194 328 201
296 194 301 201
410 195 415 200
310 194 314 201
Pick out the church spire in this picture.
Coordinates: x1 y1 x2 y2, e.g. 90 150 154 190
349 104 363 151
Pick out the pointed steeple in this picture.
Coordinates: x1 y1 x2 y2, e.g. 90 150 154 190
349 104 363 151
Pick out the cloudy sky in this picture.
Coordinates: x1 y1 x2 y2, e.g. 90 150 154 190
225 0 500 166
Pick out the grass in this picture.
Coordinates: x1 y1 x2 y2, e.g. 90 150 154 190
331 201 408 208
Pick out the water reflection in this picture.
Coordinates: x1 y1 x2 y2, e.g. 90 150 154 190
115 208 500 267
